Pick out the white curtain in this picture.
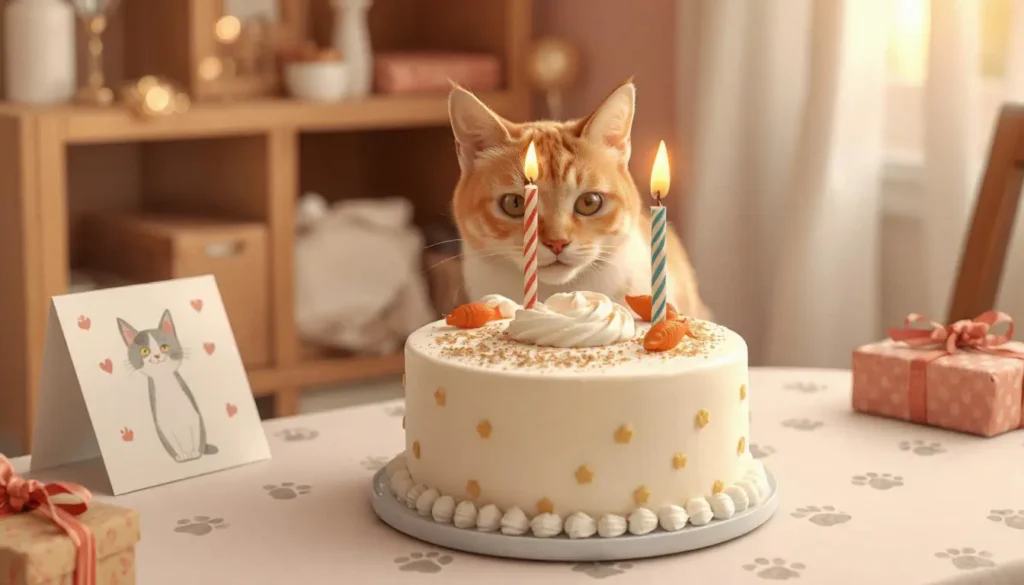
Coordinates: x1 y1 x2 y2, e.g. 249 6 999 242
679 0 1024 368
679 0 887 367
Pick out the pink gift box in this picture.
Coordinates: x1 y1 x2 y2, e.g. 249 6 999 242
852 339 1024 437
373 52 502 94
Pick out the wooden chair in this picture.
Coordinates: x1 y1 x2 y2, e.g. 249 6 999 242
948 104 1024 322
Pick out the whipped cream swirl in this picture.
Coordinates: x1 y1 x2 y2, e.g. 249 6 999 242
506 292 636 348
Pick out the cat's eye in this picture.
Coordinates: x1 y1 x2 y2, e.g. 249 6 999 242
140 347 150 356
160 344 169 352
498 194 526 218
574 192 604 216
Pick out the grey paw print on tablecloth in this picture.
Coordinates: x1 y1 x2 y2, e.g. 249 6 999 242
274 428 319 442
781 418 823 431
385 405 405 417
791 506 851 527
361 456 390 471
394 552 454 574
571 562 634 579
898 439 945 455
750 444 776 459
935 548 996 570
264 482 312 500
783 381 827 393
988 509 1024 530
174 517 228 536
851 472 904 490
742 558 805 580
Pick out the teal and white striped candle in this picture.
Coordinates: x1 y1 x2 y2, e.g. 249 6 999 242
650 204 668 323
649 140 671 324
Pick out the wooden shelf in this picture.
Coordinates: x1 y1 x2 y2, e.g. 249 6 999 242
0 91 523 144
248 353 405 394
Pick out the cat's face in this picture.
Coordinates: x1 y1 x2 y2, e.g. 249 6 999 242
449 82 641 285
118 310 185 378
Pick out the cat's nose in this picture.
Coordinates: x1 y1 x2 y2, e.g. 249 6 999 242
542 238 571 255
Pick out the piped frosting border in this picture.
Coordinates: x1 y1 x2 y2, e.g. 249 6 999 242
385 453 770 538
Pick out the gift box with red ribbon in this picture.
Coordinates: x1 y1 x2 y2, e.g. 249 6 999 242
852 311 1024 437
0 456 140 585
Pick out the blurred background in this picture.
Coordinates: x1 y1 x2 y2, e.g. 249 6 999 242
0 0 1021 456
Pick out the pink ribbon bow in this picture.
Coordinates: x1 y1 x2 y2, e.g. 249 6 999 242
888 311 1024 358
0 454 96 585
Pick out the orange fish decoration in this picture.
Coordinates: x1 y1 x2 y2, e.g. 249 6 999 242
625 295 680 322
446 302 505 329
643 319 695 352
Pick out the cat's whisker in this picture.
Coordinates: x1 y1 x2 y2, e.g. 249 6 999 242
423 238 465 251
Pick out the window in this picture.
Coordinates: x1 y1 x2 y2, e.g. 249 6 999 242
884 0 1013 165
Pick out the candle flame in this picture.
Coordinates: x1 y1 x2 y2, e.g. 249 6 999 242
650 140 670 199
524 141 539 182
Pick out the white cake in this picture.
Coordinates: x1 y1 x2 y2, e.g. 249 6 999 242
387 292 768 538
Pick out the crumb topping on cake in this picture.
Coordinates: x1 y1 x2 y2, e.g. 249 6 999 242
424 318 727 373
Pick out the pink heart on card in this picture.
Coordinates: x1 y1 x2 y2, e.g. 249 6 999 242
226 403 238 418
203 342 216 355
190 299 204 312
77 315 91 330
99 359 113 374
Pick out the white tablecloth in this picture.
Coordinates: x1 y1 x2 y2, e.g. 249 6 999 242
10 368 1024 584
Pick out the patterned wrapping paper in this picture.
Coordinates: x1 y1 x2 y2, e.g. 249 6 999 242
0 502 140 585
852 339 1024 437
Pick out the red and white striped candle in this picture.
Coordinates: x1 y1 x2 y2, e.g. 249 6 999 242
522 141 539 309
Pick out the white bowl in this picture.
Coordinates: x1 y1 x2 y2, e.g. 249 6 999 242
284 61 348 102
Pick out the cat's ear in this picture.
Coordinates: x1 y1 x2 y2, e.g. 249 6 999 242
448 85 512 170
117 318 138 347
158 310 176 338
581 81 636 162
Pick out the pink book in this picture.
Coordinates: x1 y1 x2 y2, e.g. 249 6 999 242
374 52 502 94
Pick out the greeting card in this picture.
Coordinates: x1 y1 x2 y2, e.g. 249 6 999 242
30 275 271 494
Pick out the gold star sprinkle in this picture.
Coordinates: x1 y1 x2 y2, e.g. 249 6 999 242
712 480 724 494
737 437 746 455
401 416 406 430
536 497 554 515
695 409 710 429
434 388 447 407
614 424 634 444
672 453 688 469
412 441 421 459
633 486 651 506
575 465 594 484
466 480 481 498
740 383 747 400
476 419 492 439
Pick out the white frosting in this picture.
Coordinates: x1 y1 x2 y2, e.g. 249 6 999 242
500 507 530 535
725 485 749 512
479 294 519 319
390 471 414 503
658 505 689 531
530 513 563 538
737 480 761 507
627 508 658 535
431 495 455 523
476 504 502 532
597 514 627 538
505 292 636 348
406 484 427 509
709 493 736 519
415 488 440 516
386 454 407 477
453 501 477 528
685 498 714 526
564 512 597 539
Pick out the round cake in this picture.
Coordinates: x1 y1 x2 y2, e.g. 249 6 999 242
387 292 769 538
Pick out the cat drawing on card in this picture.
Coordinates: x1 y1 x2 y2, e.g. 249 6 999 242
117 309 218 463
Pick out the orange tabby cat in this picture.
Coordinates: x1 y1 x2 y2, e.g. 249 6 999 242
448 80 710 319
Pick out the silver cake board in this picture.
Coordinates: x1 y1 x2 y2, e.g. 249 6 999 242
370 461 779 562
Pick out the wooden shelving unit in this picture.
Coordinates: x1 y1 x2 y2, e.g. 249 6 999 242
0 0 533 455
